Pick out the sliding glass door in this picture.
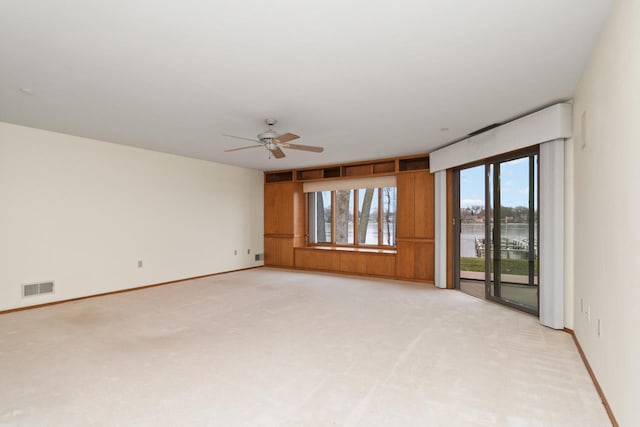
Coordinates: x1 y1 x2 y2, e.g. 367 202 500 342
456 149 539 314
487 153 538 313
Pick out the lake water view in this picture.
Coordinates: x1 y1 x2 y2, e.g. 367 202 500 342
317 223 395 245
318 222 533 253
461 223 536 258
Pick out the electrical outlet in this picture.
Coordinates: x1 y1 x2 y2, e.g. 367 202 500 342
580 298 584 313
138 260 143 268
597 319 602 337
234 250 237 256
247 249 251 254
581 111 587 150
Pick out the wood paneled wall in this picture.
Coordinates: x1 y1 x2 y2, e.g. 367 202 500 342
395 170 435 282
263 156 436 284
295 248 396 278
264 181 305 267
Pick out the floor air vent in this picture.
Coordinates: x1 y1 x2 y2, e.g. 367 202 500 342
23 281 55 297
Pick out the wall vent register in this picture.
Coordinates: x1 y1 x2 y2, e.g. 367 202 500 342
22 281 55 297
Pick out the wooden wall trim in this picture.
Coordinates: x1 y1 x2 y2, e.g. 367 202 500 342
0 266 263 315
564 328 619 426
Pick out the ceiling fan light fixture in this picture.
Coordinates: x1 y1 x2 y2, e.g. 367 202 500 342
258 130 278 140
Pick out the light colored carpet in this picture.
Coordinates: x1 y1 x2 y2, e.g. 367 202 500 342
0 268 610 426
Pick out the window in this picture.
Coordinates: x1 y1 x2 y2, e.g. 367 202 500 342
358 188 377 244
381 187 397 245
308 190 332 243
335 190 354 244
308 186 396 247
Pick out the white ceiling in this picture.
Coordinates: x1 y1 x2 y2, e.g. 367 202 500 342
0 0 612 171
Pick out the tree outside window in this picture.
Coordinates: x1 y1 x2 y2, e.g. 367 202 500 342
308 187 396 247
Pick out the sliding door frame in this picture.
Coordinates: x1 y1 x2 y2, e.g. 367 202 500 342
485 147 540 315
454 146 540 316
452 168 461 291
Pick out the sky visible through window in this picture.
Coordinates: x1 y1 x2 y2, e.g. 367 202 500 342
460 157 534 209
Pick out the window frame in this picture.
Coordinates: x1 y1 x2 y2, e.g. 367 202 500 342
307 186 396 249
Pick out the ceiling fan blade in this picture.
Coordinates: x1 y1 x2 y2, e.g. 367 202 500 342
282 143 324 153
224 145 262 152
273 133 300 144
270 146 286 159
222 134 261 144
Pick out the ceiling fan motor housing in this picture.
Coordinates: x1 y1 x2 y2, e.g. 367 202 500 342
259 118 279 142
258 130 278 142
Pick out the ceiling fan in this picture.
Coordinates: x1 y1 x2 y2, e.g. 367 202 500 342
223 119 324 159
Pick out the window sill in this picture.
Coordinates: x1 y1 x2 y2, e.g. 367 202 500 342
301 246 397 255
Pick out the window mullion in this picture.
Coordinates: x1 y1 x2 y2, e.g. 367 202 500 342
378 188 383 246
353 189 359 246
331 191 336 244
308 193 314 245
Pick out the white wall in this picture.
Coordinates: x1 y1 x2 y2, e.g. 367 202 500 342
0 122 264 311
572 0 640 425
